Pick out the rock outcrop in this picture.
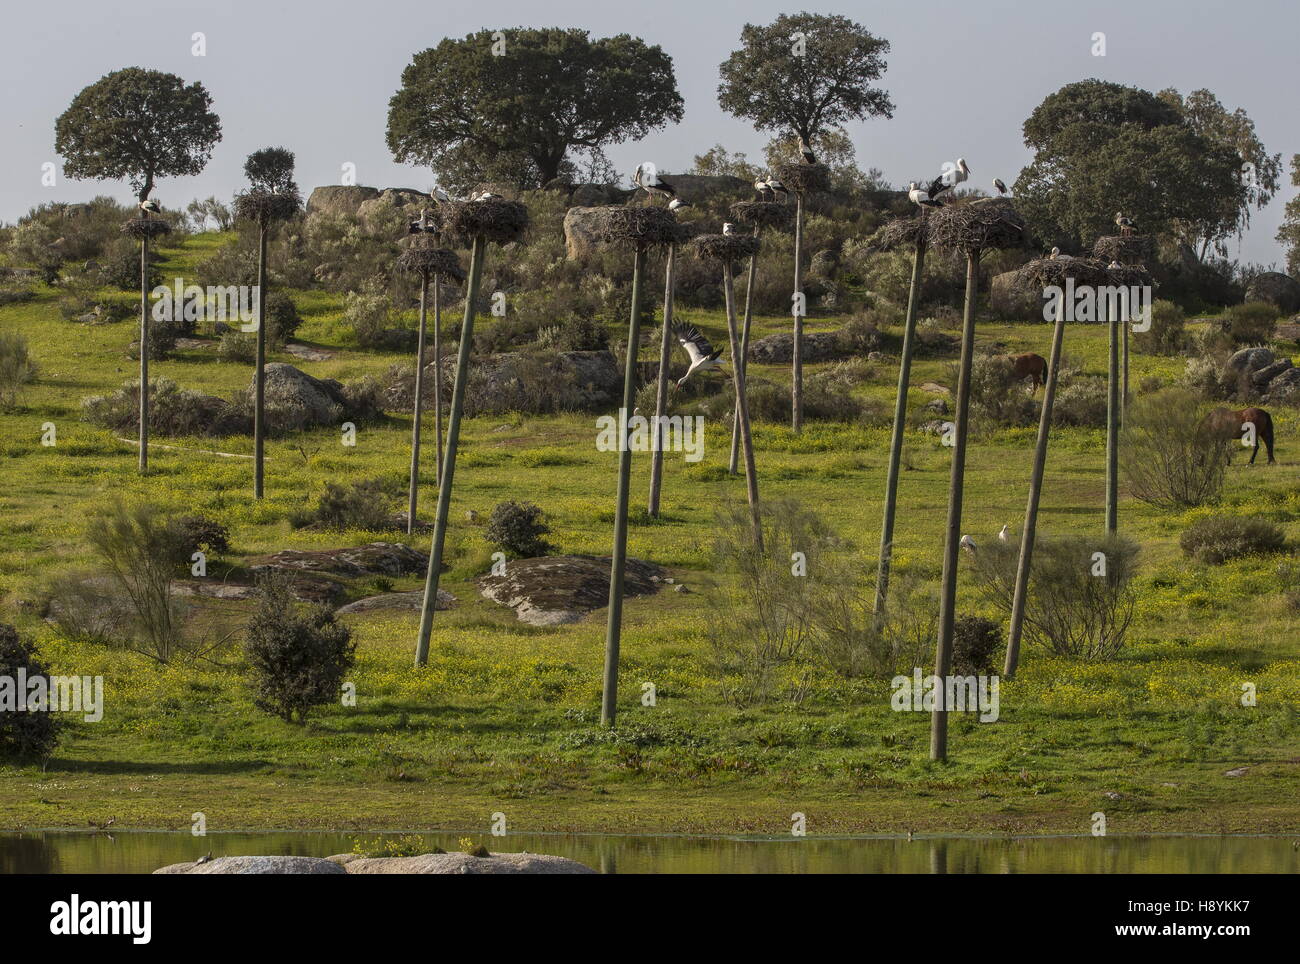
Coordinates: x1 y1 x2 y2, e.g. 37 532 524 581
479 555 666 626
155 856 347 874
328 852 595 874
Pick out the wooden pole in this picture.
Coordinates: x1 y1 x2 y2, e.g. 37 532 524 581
792 194 804 433
1106 297 1120 534
931 248 981 763
138 233 149 475
433 277 443 487
722 260 762 550
415 236 485 668
1122 316 1130 421
873 222 927 618
647 244 676 517
253 224 267 499
729 236 759 475
1003 292 1067 679
601 246 647 727
407 272 429 534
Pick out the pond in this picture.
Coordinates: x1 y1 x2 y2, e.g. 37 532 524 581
2 831 1297 874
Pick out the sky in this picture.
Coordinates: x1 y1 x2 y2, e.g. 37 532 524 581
1 0 1295 266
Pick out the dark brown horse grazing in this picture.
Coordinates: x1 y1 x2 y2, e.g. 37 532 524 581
1202 406 1276 464
1008 352 1048 392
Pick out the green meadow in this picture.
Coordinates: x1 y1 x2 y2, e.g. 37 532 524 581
0 232 1297 836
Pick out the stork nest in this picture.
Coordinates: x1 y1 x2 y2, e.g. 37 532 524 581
120 218 172 240
1016 256 1155 292
691 233 762 264
925 197 1027 253
728 201 793 231
1092 234 1156 264
589 206 682 249
234 188 302 225
872 213 928 252
396 245 466 282
775 163 831 196
440 199 529 245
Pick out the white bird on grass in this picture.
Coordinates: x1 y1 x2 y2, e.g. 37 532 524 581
998 524 1010 542
672 323 725 387
959 534 977 553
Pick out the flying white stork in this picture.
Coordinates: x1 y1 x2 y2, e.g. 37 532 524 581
672 323 725 387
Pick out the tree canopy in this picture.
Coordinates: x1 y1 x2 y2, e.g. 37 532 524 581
244 147 298 195
1276 155 1300 276
54 67 221 202
717 12 893 144
1014 79 1272 259
387 28 683 192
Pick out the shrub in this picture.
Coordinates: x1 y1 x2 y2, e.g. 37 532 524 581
1122 389 1232 508
1221 301 1279 345
551 315 609 351
965 354 1036 427
952 616 1001 675
345 286 392 349
43 570 135 647
86 503 190 662
291 479 395 531
1182 352 1234 401
244 574 355 723
0 331 38 409
82 378 242 437
262 291 302 346
1133 299 1185 355
98 237 163 291
1052 376 1108 427
485 501 554 558
216 331 257 363
0 624 61 761
839 309 886 354
972 532 1138 659
175 515 231 558
1180 515 1286 564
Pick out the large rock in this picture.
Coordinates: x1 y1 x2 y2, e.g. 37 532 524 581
747 330 848 364
563 207 607 259
1225 346 1275 378
251 543 428 578
1250 358 1294 390
479 555 666 626
304 185 381 219
990 270 1042 321
1245 272 1300 314
155 856 347 875
328 852 595 874
357 188 432 230
254 362 348 429
1264 366 1300 401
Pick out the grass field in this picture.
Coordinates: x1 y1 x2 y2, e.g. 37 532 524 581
1 231 1298 836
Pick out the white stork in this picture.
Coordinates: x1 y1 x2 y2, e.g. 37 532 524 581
672 323 725 387
668 197 690 211
959 534 977 553
634 164 676 204
1107 260 1122 270
998 524 1010 542
993 178 1009 196
765 177 789 201
1115 212 1135 236
908 181 943 208
408 207 436 235
472 191 503 201
431 186 450 203
753 177 775 200
952 158 971 186
139 198 161 217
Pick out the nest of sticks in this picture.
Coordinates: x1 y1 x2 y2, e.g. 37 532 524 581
440 199 529 245
872 213 928 252
234 189 302 225
120 218 172 240
1016 256 1155 291
396 244 466 282
589 206 682 250
775 162 831 196
728 200 793 232
925 197 1027 253
691 233 762 264
1092 234 1156 264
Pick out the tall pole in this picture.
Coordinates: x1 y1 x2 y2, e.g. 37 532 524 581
729 235 759 475
874 223 927 618
415 236 485 667
792 194 804 433
1106 298 1120 534
931 249 980 763
1122 318 1130 421
433 277 443 487
1003 292 1067 679
647 244 676 516
253 224 268 499
601 246 646 727
407 272 429 534
722 260 762 549
138 232 149 475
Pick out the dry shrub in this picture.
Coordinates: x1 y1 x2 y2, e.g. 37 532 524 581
1122 388 1231 508
1221 302 1279 345
1133 299 1185 356
1180 515 1287 564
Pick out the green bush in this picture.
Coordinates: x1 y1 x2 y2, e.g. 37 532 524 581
290 479 395 531
1133 299 1185 355
1180 515 1286 565
0 331 38 409
485 501 554 558
1221 301 1279 345
175 515 231 558
0 624 61 761
965 354 1036 428
1053 376 1108 427
952 616 1002 675
82 378 243 437
1122 389 1232 508
262 291 302 346
244 575 355 723
216 331 257 363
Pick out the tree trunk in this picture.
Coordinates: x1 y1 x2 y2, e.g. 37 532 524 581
138 234 149 475
601 246 647 727
792 194 804 433
729 241 759 475
931 249 981 763
407 273 429 535
253 225 268 499
433 278 443 487
1003 293 1067 679
873 223 926 619
415 236 485 668
647 244 676 517
723 261 762 549
1106 303 1120 534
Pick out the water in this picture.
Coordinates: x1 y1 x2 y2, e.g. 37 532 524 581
1 831 1296 874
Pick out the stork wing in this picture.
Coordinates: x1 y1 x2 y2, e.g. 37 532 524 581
672 323 714 364
926 174 949 198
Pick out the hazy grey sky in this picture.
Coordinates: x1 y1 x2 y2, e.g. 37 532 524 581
1 0 1295 265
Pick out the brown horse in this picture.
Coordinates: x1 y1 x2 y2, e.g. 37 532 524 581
1007 352 1048 392
1202 406 1276 465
